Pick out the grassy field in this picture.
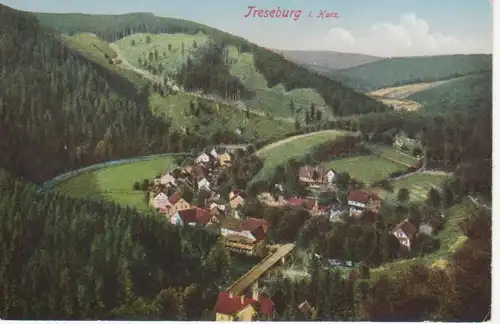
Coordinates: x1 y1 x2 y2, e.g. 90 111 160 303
114 33 327 118
56 157 175 210
368 80 451 99
368 96 422 111
323 155 405 184
376 146 419 166
253 130 350 182
370 199 474 281
373 173 449 203
113 32 210 75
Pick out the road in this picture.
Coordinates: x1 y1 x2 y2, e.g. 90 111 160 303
110 43 294 123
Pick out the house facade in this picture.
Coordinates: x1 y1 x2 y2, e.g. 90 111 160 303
219 152 232 166
167 193 192 216
392 219 418 250
229 190 246 209
198 177 211 191
298 166 336 185
196 152 211 164
149 192 169 210
347 190 381 217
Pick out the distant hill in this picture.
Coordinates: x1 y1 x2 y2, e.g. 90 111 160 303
407 71 492 115
330 54 492 91
272 49 384 72
34 12 390 119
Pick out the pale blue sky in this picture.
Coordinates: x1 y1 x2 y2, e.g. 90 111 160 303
1 0 493 56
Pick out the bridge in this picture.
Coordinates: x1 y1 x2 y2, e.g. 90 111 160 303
227 243 295 296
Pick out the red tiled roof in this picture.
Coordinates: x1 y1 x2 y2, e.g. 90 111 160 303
347 190 372 203
393 219 418 238
168 192 182 205
215 292 274 316
287 198 316 210
177 208 197 223
195 208 212 225
287 197 304 206
242 218 271 231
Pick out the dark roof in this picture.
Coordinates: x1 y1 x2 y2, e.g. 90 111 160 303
242 218 271 231
347 190 377 203
195 208 212 225
230 190 247 200
215 292 274 316
177 208 212 225
298 166 332 180
177 209 197 223
393 219 418 238
168 192 182 205
287 197 316 210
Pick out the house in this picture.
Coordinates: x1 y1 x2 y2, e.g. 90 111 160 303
149 192 169 211
229 190 246 209
298 166 337 184
215 291 275 321
221 217 270 243
197 176 211 191
159 173 177 186
287 197 318 213
167 192 192 216
171 207 212 227
196 152 211 164
347 190 381 217
219 152 232 166
318 204 343 222
392 219 418 250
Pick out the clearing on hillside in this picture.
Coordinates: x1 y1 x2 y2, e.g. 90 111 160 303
377 173 449 202
368 80 452 99
149 92 291 139
56 157 175 210
114 33 328 118
253 130 350 182
323 155 405 184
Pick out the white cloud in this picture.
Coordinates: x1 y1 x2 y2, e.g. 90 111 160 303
305 13 491 57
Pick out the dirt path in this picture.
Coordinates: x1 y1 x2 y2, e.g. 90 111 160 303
110 43 162 83
256 130 341 156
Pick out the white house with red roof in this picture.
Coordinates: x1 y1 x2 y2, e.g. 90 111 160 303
215 291 275 321
392 219 418 250
347 190 381 217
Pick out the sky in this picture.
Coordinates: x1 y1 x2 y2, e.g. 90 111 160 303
1 0 493 57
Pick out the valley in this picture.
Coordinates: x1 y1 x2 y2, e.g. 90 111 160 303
0 3 492 323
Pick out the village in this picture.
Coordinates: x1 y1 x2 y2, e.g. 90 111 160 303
145 144 422 321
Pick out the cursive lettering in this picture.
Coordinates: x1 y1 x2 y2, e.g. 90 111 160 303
244 6 303 21
317 10 340 19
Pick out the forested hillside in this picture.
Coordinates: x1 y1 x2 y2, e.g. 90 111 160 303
0 170 229 320
0 5 251 183
332 55 492 91
407 72 492 114
34 12 390 118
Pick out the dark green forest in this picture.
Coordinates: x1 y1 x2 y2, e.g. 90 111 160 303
0 5 234 183
331 54 492 91
0 170 231 320
408 72 492 114
34 11 390 117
